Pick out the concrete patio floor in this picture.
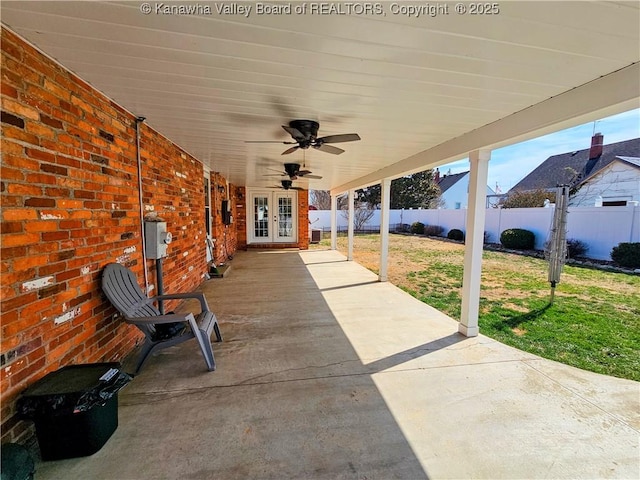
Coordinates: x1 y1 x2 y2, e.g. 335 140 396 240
34 249 639 479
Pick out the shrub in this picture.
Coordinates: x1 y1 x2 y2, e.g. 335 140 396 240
566 239 589 259
500 228 535 250
424 225 444 237
501 189 554 208
447 229 465 241
611 242 640 268
410 222 425 234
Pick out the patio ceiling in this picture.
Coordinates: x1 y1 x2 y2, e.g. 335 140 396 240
2 1 639 192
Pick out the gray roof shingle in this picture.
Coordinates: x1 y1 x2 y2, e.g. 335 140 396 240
437 171 467 193
510 137 640 192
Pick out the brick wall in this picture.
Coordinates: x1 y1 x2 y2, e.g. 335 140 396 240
298 189 310 250
0 27 232 444
0 25 310 445
209 172 240 265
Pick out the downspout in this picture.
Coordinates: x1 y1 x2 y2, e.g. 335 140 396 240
135 117 149 295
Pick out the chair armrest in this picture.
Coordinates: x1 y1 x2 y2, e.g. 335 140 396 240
125 313 192 325
152 292 210 312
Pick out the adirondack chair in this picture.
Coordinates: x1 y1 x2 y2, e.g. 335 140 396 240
101 263 222 373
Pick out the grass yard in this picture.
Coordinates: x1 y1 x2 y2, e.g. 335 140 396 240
313 234 640 381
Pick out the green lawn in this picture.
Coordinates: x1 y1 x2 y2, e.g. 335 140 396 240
317 235 640 381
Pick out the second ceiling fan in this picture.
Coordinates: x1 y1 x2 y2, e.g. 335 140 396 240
266 162 322 180
248 120 360 155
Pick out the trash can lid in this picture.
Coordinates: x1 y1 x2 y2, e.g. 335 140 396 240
17 363 131 419
21 363 121 396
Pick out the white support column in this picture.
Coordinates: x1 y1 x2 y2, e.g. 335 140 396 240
330 194 337 250
347 189 355 260
459 149 491 337
379 178 391 282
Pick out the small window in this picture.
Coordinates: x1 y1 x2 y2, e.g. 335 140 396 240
455 202 461 210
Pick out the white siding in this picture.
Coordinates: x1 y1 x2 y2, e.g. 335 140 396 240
440 173 496 209
570 161 640 207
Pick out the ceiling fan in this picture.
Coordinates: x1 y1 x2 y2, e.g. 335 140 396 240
247 120 360 155
273 180 304 191
265 163 322 180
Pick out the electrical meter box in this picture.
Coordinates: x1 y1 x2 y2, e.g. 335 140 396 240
144 221 172 259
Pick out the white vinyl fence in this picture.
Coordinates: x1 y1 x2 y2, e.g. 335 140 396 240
308 205 640 261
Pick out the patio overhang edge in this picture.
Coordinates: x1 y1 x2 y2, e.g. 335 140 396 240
330 62 640 195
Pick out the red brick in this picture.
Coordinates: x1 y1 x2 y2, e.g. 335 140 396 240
2 208 38 221
24 197 55 208
6 184 42 196
1 233 40 247
1 83 18 98
25 122 56 139
25 173 57 185
12 255 50 271
1 98 39 120
41 231 70 242
0 167 24 182
0 222 23 234
25 148 56 163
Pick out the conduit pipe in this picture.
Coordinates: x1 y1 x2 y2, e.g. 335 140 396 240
135 116 149 295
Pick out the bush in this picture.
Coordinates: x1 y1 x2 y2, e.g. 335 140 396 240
410 222 425 234
611 242 640 268
500 228 535 250
447 229 465 241
501 189 554 208
566 239 589 258
424 225 444 237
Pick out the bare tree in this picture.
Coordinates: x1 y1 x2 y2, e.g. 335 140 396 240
340 201 375 231
309 190 331 210
310 190 348 210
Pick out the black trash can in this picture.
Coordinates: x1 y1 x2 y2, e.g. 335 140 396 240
17 363 131 461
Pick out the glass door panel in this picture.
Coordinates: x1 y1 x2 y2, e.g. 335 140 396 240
253 195 270 240
277 195 293 239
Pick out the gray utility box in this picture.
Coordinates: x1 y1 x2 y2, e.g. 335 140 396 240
145 221 172 259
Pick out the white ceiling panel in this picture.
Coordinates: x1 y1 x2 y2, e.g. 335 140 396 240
2 1 638 191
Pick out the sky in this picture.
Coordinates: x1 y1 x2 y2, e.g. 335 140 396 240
438 108 640 193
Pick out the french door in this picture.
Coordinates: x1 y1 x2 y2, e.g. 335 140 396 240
248 190 297 244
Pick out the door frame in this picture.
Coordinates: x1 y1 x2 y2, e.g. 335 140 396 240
247 188 298 244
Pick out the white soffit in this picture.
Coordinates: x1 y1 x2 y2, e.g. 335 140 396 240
1 1 638 192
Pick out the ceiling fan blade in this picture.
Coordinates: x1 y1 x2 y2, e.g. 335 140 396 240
282 125 305 139
245 140 298 144
302 174 323 180
282 146 299 155
317 133 361 144
263 173 286 177
314 143 344 155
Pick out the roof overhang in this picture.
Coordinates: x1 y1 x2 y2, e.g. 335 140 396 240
1 1 638 193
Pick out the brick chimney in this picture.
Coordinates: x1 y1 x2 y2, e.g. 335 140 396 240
589 132 603 159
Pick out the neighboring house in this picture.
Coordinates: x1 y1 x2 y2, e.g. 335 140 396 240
570 156 640 206
510 134 640 206
436 170 496 209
